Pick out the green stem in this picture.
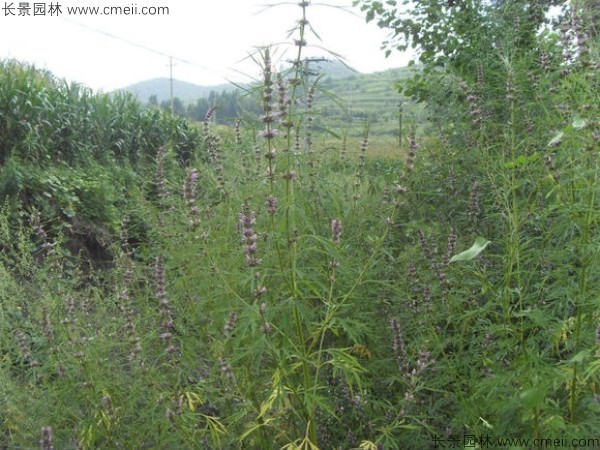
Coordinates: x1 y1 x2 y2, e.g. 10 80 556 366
569 156 597 422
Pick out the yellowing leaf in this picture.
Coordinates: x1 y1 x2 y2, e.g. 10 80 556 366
360 440 379 450
184 391 204 411
351 344 372 359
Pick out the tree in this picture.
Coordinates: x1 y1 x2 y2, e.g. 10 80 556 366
351 0 595 111
160 97 185 116
353 0 566 71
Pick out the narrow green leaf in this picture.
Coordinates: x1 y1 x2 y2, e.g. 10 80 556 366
547 131 563 147
569 350 591 364
449 237 491 262
479 417 494 430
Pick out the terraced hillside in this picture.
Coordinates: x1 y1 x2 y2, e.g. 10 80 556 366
312 66 426 137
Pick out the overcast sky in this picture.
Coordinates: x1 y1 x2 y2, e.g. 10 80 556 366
0 0 412 92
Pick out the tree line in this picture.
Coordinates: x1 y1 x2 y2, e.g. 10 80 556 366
148 90 262 124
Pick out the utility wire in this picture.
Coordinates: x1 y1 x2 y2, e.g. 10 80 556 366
59 16 225 76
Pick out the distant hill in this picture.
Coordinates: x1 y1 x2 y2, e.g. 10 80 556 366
117 64 423 136
311 66 425 136
119 78 236 104
303 59 359 80
119 59 359 105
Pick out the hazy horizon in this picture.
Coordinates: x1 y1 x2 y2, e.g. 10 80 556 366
0 1 413 92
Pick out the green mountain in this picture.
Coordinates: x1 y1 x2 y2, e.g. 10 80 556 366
120 77 235 104
120 60 360 105
300 58 359 80
119 63 422 137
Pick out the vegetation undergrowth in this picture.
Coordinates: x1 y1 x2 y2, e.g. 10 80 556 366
1 1 598 449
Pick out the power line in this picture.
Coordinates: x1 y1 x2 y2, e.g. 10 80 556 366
59 17 224 75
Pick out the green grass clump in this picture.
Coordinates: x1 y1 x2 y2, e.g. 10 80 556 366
0 2 599 449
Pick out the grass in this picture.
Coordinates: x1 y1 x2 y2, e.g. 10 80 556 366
0 3 599 449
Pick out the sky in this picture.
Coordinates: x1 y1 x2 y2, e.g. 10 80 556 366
0 0 412 92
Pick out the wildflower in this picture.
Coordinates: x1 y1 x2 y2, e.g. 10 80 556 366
259 302 272 334
254 286 267 298
260 114 276 124
423 285 432 305
240 201 261 267
117 263 143 364
183 168 201 229
282 170 297 181
468 181 481 223
539 49 552 72
15 329 39 367
41 306 54 343
398 133 419 182
293 130 301 153
266 194 278 215
30 210 56 256
444 227 458 266
382 187 391 204
277 75 290 111
155 146 168 204
262 50 272 86
155 257 167 302
235 119 242 145
360 136 369 154
416 229 434 261
155 256 176 355
254 144 263 177
476 63 484 89
406 133 418 170
413 350 433 376
505 74 516 102
390 318 407 373
260 128 279 140
306 82 316 109
40 426 54 450
120 214 133 257
460 81 484 126
331 218 342 244
223 312 238 337
545 154 554 171
219 357 234 381
203 106 217 139
166 395 183 424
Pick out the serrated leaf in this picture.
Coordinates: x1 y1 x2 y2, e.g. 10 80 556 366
449 237 491 262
